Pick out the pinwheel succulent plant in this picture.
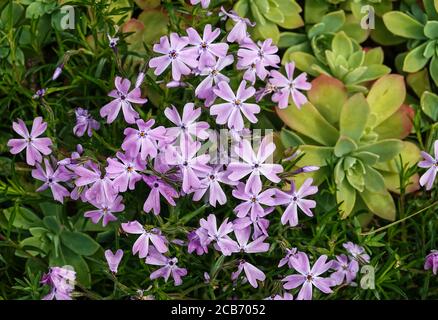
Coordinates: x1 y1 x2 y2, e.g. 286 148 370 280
232 0 304 43
283 31 390 92
383 0 438 85
277 74 420 221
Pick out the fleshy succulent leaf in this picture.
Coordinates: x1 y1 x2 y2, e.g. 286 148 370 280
374 105 414 140
421 91 438 121
337 178 356 219
357 139 403 162
359 188 396 221
276 102 339 146
383 11 426 39
307 75 347 126
366 74 406 127
340 93 370 142
334 136 358 157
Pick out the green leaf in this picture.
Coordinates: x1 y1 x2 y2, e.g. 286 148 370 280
353 151 379 166
371 16 405 46
340 93 370 141
359 189 396 221
334 136 358 157
356 64 391 83
403 42 430 73
276 0 303 29
407 68 431 98
307 75 347 126
336 178 356 218
374 105 414 139
280 128 305 147
60 231 100 256
424 21 438 39
383 11 426 39
332 32 353 57
234 0 249 16
366 74 406 127
3 207 42 229
363 166 386 193
346 167 365 192
429 55 438 86
296 145 334 167
276 102 339 146
357 139 403 162
264 7 284 24
278 32 307 48
286 51 320 77
43 216 62 235
254 21 280 44
421 91 438 121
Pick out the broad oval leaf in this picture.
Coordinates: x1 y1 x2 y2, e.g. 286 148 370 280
60 231 100 256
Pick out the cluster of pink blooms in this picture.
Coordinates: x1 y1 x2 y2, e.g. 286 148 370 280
8 4 437 300
40 266 76 300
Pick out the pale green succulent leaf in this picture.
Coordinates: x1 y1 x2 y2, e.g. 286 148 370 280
307 75 347 126
421 90 438 121
340 93 370 141
355 64 391 84
359 188 396 221
429 54 438 86
366 74 406 127
286 51 320 77
334 136 358 157
403 42 430 73
276 101 339 146
346 168 365 192
353 151 379 166
332 31 354 58
337 178 356 219
383 11 426 40
357 139 403 162
363 47 384 65
295 145 334 167
363 165 386 193
424 21 438 39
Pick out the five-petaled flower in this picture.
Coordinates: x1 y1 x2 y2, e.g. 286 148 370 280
8 117 52 166
270 62 311 109
121 221 168 258
418 140 438 190
100 76 147 124
32 158 70 203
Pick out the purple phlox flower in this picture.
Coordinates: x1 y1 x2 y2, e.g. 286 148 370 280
232 182 276 220
146 249 188 286
290 165 320 175
186 24 229 70
210 80 260 130
330 254 359 285
278 248 307 268
192 165 236 207
227 135 283 193
265 292 294 300
122 119 167 160
233 226 269 254
100 76 147 124
105 249 124 274
74 161 116 203
107 33 119 48
190 0 210 9
418 140 438 190
105 152 146 193
204 272 211 283
220 7 255 44
33 88 46 99
143 174 179 215
165 137 211 193
8 117 52 166
41 266 76 300
275 178 318 227
149 33 198 81
197 214 237 256
32 158 70 203
121 221 168 258
234 212 271 239
164 103 210 141
58 144 83 168
343 242 370 264
84 194 124 227
135 71 145 89
188 229 209 255
229 127 252 143
166 80 189 88
425 250 438 275
196 55 234 106
270 62 311 109
73 108 100 137
231 260 265 288
237 38 280 82
282 253 334 300
255 81 278 102
171 239 186 246
52 64 64 81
